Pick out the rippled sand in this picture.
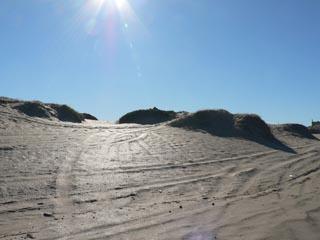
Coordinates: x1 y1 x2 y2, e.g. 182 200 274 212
1 105 320 240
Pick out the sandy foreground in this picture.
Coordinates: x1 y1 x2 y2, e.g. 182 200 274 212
1 106 320 240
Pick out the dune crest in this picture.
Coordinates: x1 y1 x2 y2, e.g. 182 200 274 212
118 107 177 124
169 109 278 143
0 97 97 123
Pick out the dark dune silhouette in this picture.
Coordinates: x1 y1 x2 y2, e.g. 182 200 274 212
48 104 84 123
118 107 177 124
309 124 320 134
170 110 235 136
0 97 97 123
13 101 52 119
273 124 317 140
0 97 21 104
82 113 98 120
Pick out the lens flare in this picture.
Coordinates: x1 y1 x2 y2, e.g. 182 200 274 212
67 0 146 77
76 0 146 38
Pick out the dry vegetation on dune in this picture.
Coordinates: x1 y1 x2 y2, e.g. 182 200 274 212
82 113 98 120
273 124 317 140
48 104 84 123
309 124 320 134
169 110 275 140
0 97 98 123
233 114 275 140
170 110 235 136
13 101 53 119
169 110 301 152
118 107 177 124
0 97 21 104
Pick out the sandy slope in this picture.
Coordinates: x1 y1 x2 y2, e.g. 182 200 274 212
1 106 320 240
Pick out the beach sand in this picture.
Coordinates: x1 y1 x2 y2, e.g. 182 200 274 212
1 105 320 239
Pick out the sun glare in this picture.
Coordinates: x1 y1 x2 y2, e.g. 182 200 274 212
114 0 126 10
89 0 129 14
81 0 141 30
77 0 146 39
72 0 146 77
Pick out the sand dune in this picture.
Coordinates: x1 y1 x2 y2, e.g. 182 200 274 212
1 104 320 240
0 97 97 123
118 107 178 125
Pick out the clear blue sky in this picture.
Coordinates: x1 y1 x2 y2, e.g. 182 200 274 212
1 0 320 124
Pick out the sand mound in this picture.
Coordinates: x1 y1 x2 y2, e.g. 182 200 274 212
170 110 234 136
0 97 20 105
170 110 276 142
309 125 320 134
234 114 275 141
0 97 92 123
119 107 177 125
13 101 52 119
275 124 316 139
82 113 98 120
49 104 84 123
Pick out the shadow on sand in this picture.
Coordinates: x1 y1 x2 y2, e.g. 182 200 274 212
243 135 297 154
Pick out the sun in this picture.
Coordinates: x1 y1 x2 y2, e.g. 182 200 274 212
89 0 128 13
82 0 143 32
77 0 131 31
114 0 126 10
75 0 146 62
